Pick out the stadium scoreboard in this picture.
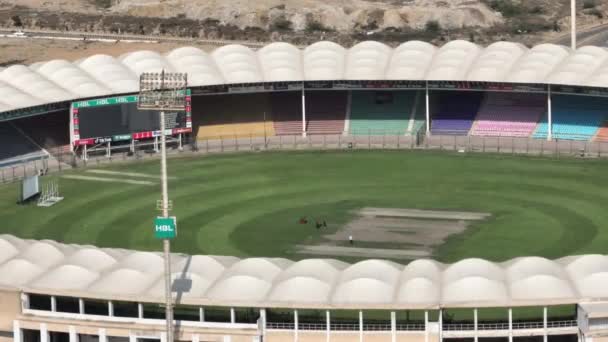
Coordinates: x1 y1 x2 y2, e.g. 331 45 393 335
70 91 192 146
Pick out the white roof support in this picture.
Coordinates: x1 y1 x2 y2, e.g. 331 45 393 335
0 235 606 309
3 40 608 114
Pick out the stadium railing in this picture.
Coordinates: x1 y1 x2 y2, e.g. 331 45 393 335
267 320 577 332
3 131 608 184
266 322 425 331
442 320 578 331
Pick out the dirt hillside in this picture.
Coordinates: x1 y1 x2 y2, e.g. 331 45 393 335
3 0 608 47
111 0 504 31
4 0 504 31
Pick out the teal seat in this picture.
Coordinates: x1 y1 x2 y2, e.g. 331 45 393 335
349 91 418 136
534 95 608 141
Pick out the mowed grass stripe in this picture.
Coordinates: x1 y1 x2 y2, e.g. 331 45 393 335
435 192 589 261
95 174 284 251
32 181 153 243
0 177 136 239
1 150 608 262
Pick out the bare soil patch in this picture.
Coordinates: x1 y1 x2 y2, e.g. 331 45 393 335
295 245 431 259
295 207 490 260
0 37 215 65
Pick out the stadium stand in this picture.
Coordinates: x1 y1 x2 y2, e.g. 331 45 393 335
430 91 484 135
271 92 302 136
305 91 348 135
349 91 417 135
193 94 275 140
409 91 426 135
534 95 608 140
12 111 70 152
471 93 546 137
0 121 46 165
594 121 608 142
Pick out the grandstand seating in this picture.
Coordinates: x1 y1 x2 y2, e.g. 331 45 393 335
410 92 427 135
13 111 70 153
534 95 608 140
471 93 546 137
305 91 347 135
193 94 275 140
0 121 45 164
349 91 417 135
594 121 608 142
430 92 484 135
271 92 302 136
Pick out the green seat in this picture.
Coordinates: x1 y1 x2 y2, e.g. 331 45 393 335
349 91 418 136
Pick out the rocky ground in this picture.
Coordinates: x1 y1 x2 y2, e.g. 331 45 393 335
0 1 600 45
4 0 504 31
0 38 215 66
111 0 504 32
0 0 607 48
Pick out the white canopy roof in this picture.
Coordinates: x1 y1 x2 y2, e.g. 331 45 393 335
2 235 608 309
4 40 608 114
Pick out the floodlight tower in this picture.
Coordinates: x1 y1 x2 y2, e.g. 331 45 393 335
138 70 187 342
572 0 577 50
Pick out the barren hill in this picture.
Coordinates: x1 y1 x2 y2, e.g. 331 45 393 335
7 0 504 31
2 0 608 47
110 0 504 31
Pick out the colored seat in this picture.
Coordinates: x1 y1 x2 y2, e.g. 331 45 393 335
431 92 483 135
271 92 302 136
349 91 418 136
193 93 275 140
471 93 545 137
305 91 347 135
410 92 427 135
594 121 608 142
534 95 608 141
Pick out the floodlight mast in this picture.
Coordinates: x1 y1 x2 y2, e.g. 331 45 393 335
571 0 576 50
138 70 187 342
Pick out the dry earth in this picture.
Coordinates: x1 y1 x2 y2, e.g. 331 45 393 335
5 0 504 31
0 37 215 66
296 207 490 260
4 0 608 48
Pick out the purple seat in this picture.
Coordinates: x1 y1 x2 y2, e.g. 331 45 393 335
431 92 483 135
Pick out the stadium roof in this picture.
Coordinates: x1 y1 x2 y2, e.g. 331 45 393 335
3 40 608 113
1 234 608 309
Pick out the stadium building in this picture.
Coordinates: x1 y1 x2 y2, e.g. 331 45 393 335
2 40 608 342
0 234 608 342
2 40 608 166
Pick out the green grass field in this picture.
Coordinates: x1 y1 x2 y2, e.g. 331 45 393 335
1 149 607 263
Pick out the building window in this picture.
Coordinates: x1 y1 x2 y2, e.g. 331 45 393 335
396 310 428 331
174 305 200 322
297 309 326 330
22 329 42 342
142 303 165 320
83 299 109 316
49 331 69 342
28 294 52 311
235 308 259 324
267 308 294 324
266 308 295 329
330 310 360 331
55 296 79 314
203 306 232 323
112 301 138 318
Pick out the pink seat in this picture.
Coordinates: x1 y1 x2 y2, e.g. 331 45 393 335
471 93 545 137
